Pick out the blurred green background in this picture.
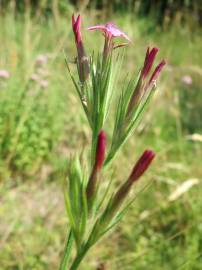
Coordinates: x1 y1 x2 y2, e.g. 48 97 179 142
0 1 202 269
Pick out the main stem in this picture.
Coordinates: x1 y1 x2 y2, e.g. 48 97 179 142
59 230 74 270
69 246 90 270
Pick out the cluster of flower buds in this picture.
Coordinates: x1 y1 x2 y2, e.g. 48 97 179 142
127 47 166 115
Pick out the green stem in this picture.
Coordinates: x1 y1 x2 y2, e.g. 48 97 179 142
69 245 90 270
91 129 97 167
59 230 74 270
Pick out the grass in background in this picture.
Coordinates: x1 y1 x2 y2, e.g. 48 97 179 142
0 8 202 270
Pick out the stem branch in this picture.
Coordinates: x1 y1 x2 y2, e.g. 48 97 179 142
59 230 74 270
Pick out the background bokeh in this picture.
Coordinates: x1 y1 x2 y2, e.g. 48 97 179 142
0 1 202 269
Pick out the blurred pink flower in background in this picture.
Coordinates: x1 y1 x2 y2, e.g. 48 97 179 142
0 70 10 79
181 75 192 85
35 54 48 66
40 80 49 88
30 73 39 81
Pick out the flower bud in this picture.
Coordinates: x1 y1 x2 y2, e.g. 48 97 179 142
95 130 106 170
149 60 166 86
86 130 106 200
128 149 155 184
105 150 155 219
72 14 90 84
141 47 158 80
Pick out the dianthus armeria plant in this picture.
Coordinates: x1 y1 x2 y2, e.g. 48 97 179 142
60 15 165 270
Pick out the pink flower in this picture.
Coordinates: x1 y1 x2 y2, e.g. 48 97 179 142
30 73 39 81
87 22 130 41
36 55 48 65
128 149 155 183
87 22 130 58
72 14 90 83
181 75 192 85
0 70 10 79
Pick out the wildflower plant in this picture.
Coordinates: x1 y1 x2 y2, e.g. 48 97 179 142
60 15 165 269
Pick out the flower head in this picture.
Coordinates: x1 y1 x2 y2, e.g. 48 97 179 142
87 22 130 58
87 22 130 41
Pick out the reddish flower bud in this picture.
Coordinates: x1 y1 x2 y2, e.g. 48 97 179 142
128 149 155 184
141 47 158 80
149 60 166 86
72 14 81 44
86 130 106 200
102 149 155 221
72 14 90 83
95 130 106 171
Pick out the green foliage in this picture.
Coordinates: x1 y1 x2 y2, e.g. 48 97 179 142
1 0 201 28
0 8 202 270
0 13 68 179
178 72 202 133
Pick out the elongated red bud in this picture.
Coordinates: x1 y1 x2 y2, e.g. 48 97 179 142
141 47 158 80
102 149 155 221
95 130 106 170
71 14 90 83
86 130 106 200
72 14 81 44
128 149 155 183
149 60 166 86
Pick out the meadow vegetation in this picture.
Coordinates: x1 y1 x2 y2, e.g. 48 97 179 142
0 4 202 270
